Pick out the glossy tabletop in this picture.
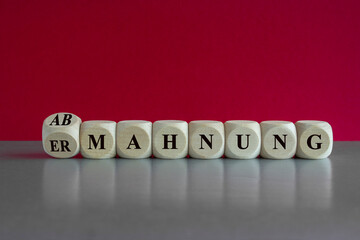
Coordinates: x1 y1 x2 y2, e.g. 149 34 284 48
0 141 359 239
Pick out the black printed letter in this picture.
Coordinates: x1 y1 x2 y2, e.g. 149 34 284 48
163 134 178 149
307 134 322 150
61 114 72 125
60 140 71 152
50 140 59 151
237 134 250 149
49 115 60 126
88 135 105 149
127 135 141 149
273 134 287 149
200 134 213 149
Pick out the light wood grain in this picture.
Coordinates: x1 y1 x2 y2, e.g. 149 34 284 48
260 121 297 159
152 120 188 159
189 120 224 159
116 120 152 159
225 120 261 159
295 120 333 159
80 121 116 159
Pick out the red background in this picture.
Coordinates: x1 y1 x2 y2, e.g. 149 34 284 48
1 0 359 140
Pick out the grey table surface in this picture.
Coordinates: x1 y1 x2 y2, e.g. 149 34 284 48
0 141 359 240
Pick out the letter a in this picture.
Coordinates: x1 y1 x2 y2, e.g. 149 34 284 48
49 115 60 126
127 135 141 149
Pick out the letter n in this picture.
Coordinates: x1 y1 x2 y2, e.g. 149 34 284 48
200 134 213 149
273 134 287 149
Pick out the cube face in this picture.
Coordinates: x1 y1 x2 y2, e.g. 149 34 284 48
189 121 225 159
43 132 79 158
296 121 333 159
42 112 82 158
116 120 152 159
152 120 188 159
80 121 116 159
225 120 261 159
260 121 297 159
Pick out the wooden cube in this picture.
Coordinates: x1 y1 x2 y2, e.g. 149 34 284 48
189 121 224 159
295 120 333 159
116 120 152 159
225 120 261 159
152 120 188 159
260 121 297 159
42 112 82 158
80 121 116 159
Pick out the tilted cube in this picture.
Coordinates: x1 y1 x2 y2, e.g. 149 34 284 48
42 112 82 158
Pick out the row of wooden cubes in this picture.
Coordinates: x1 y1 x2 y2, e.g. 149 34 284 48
42 113 333 160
